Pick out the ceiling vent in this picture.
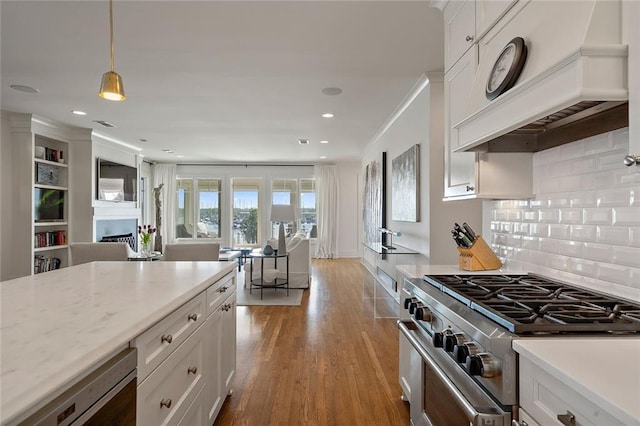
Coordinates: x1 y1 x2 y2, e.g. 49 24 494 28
298 139 310 145
93 120 116 128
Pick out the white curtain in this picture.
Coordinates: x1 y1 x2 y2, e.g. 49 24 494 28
152 164 177 246
314 164 338 258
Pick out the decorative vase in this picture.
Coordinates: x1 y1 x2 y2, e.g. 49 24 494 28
141 240 152 256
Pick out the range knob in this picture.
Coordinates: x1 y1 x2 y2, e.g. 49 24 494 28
453 342 480 363
414 306 432 322
444 333 468 352
432 329 453 348
404 297 417 310
409 301 423 315
465 353 500 378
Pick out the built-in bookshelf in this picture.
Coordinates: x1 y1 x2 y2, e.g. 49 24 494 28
32 134 69 274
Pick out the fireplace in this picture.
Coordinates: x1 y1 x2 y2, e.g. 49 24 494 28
95 219 138 251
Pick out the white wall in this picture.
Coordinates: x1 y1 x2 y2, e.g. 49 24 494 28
0 111 13 280
336 162 360 257
489 128 640 302
361 75 482 266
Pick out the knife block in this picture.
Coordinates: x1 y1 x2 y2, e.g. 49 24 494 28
457 236 502 271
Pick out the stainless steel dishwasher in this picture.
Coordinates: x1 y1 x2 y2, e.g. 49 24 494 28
21 348 137 425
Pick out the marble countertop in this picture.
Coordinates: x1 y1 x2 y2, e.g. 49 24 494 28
396 263 528 279
514 338 640 425
0 261 236 425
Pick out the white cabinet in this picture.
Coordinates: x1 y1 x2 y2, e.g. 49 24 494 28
444 0 476 72
137 324 206 425
9 115 73 276
205 273 236 424
475 0 518 40
624 0 640 158
519 356 625 426
134 270 237 426
443 5 533 200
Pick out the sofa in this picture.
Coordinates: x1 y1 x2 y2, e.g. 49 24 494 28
244 233 310 289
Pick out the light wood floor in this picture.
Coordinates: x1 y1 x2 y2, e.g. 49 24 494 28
214 258 410 425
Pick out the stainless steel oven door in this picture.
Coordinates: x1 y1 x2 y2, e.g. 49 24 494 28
398 321 511 426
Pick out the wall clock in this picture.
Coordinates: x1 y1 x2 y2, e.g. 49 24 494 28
486 37 528 100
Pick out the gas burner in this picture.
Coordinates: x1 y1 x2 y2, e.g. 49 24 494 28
423 273 640 334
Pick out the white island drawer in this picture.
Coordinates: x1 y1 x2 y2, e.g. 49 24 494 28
206 272 235 316
133 293 206 381
138 323 205 426
520 357 625 426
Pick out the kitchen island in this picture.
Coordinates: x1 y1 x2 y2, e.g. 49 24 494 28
0 261 236 425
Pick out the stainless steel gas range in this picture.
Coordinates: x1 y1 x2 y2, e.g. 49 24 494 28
397 273 640 426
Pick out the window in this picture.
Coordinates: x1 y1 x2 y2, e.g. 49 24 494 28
300 179 316 236
232 178 261 246
271 179 297 238
176 178 222 239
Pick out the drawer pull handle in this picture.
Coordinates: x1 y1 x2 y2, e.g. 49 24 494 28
219 286 227 293
465 35 474 42
466 185 475 192
161 334 173 344
160 398 172 409
188 366 198 375
188 313 198 322
557 411 575 426
511 421 528 426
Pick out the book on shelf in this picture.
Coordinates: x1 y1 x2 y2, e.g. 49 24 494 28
33 255 61 274
34 230 67 248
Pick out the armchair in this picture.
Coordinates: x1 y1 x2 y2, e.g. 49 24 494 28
244 233 310 289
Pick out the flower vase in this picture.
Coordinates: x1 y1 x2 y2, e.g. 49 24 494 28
141 240 152 256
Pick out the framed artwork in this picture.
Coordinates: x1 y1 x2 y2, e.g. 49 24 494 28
391 144 420 222
363 153 387 243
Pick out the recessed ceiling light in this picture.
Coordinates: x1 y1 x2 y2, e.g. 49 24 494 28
176 155 184 158
322 113 334 118
72 110 87 116
320 156 327 159
321 87 342 96
139 138 147 142
298 139 310 145
10 84 39 94
320 140 329 144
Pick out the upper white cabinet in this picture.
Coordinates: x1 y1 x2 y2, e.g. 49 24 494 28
445 47 478 197
444 0 476 72
475 0 518 40
443 3 532 200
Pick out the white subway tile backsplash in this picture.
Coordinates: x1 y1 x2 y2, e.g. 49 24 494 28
583 208 613 225
612 207 640 226
612 246 640 268
491 129 637 300
569 258 598 277
597 264 629 285
549 224 571 239
558 240 584 258
539 209 560 223
539 238 559 254
597 188 632 207
559 208 582 224
584 131 613 154
560 175 583 192
570 193 597 207
570 225 597 242
597 226 630 245
583 243 613 262
598 149 628 171
630 228 640 248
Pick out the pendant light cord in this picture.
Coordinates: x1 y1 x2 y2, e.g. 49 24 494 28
109 0 115 72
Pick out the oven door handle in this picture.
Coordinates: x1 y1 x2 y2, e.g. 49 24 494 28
398 320 482 422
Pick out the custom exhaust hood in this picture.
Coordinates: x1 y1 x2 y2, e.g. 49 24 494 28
453 0 628 153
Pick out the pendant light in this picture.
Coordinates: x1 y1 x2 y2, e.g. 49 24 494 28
98 0 125 101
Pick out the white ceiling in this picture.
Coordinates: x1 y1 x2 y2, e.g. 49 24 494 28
1 1 444 164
